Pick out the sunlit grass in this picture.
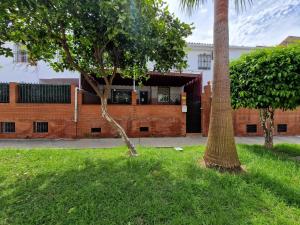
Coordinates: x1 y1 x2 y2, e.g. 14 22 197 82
0 145 299 225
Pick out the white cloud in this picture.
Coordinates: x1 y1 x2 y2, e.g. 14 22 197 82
165 0 300 46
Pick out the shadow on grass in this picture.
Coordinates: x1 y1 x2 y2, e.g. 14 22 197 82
240 145 300 207
240 144 300 163
1 151 299 225
273 144 300 157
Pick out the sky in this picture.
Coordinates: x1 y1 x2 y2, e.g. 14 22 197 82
165 0 300 46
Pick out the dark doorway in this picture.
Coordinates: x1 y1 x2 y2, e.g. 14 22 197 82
140 91 148 104
184 77 202 133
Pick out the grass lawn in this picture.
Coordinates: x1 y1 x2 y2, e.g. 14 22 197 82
0 144 299 225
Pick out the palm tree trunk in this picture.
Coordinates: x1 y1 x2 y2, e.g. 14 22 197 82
204 0 241 169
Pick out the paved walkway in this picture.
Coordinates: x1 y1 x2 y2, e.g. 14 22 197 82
0 135 300 149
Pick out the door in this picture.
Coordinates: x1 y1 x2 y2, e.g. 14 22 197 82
185 78 201 133
140 91 148 104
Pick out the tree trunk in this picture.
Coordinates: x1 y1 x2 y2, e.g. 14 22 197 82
259 108 274 149
100 91 138 157
204 0 241 170
82 74 138 156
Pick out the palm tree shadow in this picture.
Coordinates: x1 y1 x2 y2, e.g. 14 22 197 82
242 171 300 207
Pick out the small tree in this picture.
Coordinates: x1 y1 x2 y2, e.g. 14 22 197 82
0 0 192 155
230 44 300 148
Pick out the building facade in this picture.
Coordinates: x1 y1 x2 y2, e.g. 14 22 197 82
1 38 299 139
0 73 201 138
0 42 257 86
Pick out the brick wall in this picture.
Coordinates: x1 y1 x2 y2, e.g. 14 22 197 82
201 82 300 136
0 83 186 139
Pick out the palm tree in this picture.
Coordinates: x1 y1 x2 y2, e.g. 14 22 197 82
181 0 252 170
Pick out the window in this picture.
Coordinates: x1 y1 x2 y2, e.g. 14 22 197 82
157 87 170 103
140 127 149 132
277 124 287 132
198 53 212 70
0 83 9 103
91 128 101 133
33 122 48 133
13 44 28 63
0 122 15 133
111 89 131 104
246 124 257 133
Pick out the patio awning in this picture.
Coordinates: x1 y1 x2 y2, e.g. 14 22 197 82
82 72 202 88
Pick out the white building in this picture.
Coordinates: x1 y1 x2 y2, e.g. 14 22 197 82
185 43 258 86
0 43 80 85
0 42 258 85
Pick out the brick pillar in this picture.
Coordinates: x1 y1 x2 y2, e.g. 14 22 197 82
9 82 18 104
70 84 76 105
201 82 212 137
131 90 137 105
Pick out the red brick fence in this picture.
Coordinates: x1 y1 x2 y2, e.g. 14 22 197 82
0 83 187 138
201 82 300 137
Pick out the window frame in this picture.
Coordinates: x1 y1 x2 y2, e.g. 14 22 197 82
13 43 28 64
198 53 212 70
33 122 49 133
157 87 170 104
277 124 287 133
246 124 257 133
0 122 16 133
111 89 132 104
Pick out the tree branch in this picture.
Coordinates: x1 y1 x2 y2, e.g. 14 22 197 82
59 26 102 97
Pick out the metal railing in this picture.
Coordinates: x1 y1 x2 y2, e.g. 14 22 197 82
18 83 71 103
138 94 181 105
0 83 9 103
81 90 181 105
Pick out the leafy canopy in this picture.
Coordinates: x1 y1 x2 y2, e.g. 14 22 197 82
230 44 300 110
0 0 192 82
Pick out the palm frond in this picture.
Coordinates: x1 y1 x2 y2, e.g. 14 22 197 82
180 0 254 15
180 0 207 15
235 0 253 13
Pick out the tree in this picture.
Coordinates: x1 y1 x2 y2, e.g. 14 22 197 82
230 44 300 148
0 1 13 58
0 0 192 156
180 0 252 170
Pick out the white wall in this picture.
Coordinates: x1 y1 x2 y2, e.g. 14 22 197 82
0 42 257 85
184 43 258 86
0 43 79 83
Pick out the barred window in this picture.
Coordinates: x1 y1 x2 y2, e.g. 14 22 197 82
33 122 48 133
0 122 15 133
198 53 212 70
111 89 131 104
157 87 170 103
13 43 28 63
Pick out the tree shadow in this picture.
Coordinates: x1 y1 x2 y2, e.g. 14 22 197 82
240 144 300 165
242 171 300 207
1 154 299 225
238 144 300 207
273 144 300 157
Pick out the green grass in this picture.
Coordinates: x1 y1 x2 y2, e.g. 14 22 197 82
0 145 299 225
